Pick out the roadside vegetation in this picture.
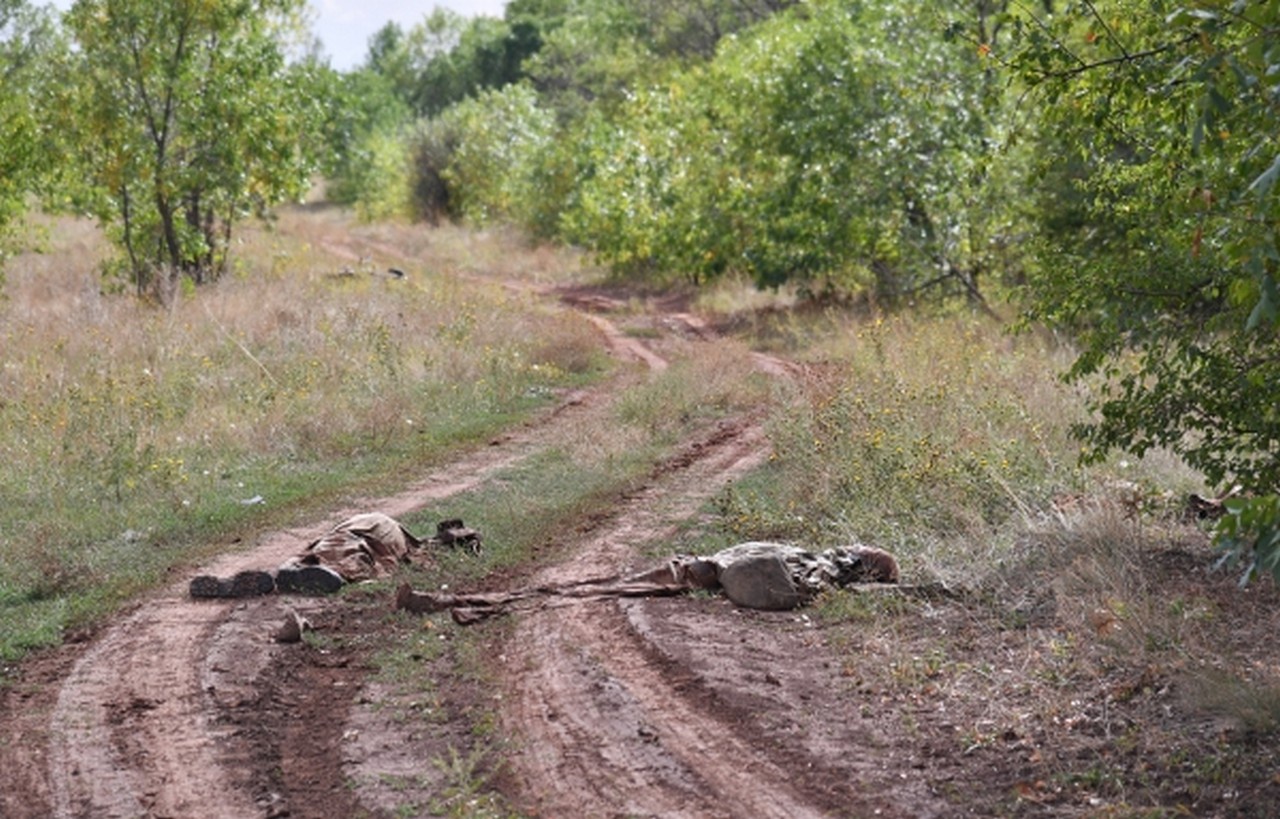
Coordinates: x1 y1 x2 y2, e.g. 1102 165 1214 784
317 0 1280 574
0 207 603 663
4 0 1275 563
705 309 1278 812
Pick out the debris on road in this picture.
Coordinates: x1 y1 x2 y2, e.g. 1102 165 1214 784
396 541 900 623
274 608 312 643
189 513 482 598
427 518 482 555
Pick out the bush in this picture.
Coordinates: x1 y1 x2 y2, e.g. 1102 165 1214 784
556 1 1026 298
442 84 556 226
406 115 461 223
720 315 1090 547
337 127 414 222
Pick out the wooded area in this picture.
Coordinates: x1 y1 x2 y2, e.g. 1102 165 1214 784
1 0 1278 574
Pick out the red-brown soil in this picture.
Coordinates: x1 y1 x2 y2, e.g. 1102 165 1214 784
0 272 854 818
4 247 1280 819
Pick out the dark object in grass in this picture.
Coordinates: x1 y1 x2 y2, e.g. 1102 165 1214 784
275 564 345 596
1187 486 1243 521
430 518 482 555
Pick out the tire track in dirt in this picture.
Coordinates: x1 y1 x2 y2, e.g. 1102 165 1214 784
31 295 643 818
8 238 822 818
41 423 574 818
498 418 835 818
323 236 828 814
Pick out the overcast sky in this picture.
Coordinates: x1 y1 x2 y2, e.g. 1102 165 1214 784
45 1 510 72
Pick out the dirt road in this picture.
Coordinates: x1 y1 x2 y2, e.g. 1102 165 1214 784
0 268 938 819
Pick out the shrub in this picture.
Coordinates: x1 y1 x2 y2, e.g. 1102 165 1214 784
407 115 462 223
442 84 556 226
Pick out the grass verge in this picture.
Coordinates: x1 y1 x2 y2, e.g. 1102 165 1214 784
691 304 1280 814
0 208 605 667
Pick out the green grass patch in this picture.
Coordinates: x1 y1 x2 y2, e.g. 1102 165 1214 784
710 312 1203 582
0 209 607 667
392 341 769 580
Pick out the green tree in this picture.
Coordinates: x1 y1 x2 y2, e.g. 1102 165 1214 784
366 9 539 118
522 2 656 120
62 0 320 296
0 0 55 277
414 12 514 114
560 0 1026 299
1014 0 1280 490
1010 0 1280 578
364 21 417 100
441 83 556 225
316 65 412 206
523 0 792 121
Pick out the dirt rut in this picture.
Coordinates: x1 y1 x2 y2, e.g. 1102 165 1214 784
1 276 857 818
498 419 826 817
38 395 592 818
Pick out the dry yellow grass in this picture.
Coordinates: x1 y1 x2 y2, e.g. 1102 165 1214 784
0 207 605 660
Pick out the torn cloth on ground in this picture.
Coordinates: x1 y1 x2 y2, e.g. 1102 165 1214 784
709 541 899 610
287 512 424 582
396 541 899 623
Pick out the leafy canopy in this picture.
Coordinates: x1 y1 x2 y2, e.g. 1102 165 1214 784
62 0 321 294
1013 0 1280 494
558 0 1025 300
0 0 57 275
1009 0 1280 579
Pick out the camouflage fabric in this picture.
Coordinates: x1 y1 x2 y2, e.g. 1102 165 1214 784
705 542 900 610
286 512 424 582
397 541 900 622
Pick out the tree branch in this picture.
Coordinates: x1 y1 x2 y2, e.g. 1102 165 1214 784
1030 35 1198 82
1082 0 1129 61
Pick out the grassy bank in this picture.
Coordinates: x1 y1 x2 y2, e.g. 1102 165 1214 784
0 208 604 665
684 306 1280 812
708 311 1203 573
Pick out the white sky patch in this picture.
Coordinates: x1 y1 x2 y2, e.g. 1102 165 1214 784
310 0 510 69
44 0 510 71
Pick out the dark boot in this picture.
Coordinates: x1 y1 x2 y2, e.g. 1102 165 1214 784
275 564 344 595
189 569 275 599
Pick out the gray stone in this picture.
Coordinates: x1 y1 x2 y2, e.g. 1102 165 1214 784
274 609 311 643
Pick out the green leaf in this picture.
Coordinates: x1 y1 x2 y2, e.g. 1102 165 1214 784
1248 154 1280 203
1246 274 1279 331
